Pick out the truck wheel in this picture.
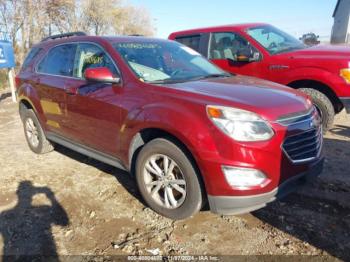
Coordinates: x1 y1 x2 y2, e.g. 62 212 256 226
21 109 54 154
299 88 335 131
135 138 204 220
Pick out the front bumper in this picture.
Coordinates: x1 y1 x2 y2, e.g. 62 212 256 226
340 97 350 114
208 157 324 215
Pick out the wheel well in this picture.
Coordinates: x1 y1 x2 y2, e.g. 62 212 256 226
128 128 207 195
288 80 343 113
19 99 33 115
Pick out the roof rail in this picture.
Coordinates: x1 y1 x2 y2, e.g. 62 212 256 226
129 34 144 37
41 32 87 42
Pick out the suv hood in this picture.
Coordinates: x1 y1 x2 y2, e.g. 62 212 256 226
162 75 310 121
286 44 350 59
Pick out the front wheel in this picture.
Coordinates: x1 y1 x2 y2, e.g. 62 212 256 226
299 88 335 131
135 138 204 220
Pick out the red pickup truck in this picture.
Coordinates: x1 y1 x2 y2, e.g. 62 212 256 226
169 23 350 130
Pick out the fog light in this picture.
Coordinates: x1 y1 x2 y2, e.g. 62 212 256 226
222 166 269 190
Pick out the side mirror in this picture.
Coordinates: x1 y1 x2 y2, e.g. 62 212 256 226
84 67 120 84
235 55 250 62
233 52 260 63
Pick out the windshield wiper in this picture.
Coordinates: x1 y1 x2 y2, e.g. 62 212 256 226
145 78 187 84
191 73 231 81
145 73 231 84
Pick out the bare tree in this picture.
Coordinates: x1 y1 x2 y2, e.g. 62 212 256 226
0 0 155 66
82 0 121 35
115 6 155 36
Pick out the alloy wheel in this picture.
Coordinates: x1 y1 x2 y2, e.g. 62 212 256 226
143 154 187 209
25 118 39 148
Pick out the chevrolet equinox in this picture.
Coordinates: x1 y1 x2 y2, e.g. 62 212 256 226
16 32 324 219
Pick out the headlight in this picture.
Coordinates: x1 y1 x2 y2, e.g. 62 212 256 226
340 68 350 84
207 105 274 142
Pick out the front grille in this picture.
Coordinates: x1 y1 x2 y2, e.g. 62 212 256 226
282 127 322 163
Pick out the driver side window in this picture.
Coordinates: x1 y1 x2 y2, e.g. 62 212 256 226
209 32 255 60
73 43 118 79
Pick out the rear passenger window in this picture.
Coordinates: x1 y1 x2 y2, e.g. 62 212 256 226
175 35 201 52
37 44 76 77
22 47 42 71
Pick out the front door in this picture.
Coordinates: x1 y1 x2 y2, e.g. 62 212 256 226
64 43 123 155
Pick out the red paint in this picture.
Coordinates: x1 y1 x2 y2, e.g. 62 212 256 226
16 35 322 199
84 67 117 82
169 23 350 107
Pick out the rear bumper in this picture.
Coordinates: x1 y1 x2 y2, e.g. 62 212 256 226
341 97 350 114
208 157 324 215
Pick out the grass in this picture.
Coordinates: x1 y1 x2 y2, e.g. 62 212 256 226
0 69 9 90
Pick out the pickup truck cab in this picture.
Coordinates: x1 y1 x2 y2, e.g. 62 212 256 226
169 23 350 130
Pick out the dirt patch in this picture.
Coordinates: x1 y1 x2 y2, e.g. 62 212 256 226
0 90 349 260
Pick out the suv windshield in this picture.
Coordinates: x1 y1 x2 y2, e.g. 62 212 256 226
247 25 306 54
113 41 228 83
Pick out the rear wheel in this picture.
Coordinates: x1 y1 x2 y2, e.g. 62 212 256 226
21 109 54 154
299 88 335 131
135 138 204 220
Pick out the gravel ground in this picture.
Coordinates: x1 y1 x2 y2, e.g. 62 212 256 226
0 89 349 261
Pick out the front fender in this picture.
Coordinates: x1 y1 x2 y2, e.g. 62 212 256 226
282 67 348 97
123 101 218 154
120 101 220 176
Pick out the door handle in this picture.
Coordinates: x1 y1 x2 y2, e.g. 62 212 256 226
64 86 78 95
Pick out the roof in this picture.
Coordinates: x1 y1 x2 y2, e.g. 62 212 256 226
168 23 269 37
33 35 167 49
333 0 341 17
102 36 168 43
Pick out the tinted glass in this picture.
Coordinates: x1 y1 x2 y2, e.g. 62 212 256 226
209 32 256 59
247 25 305 54
175 35 201 52
37 44 76 76
114 41 227 83
74 43 118 78
22 47 42 70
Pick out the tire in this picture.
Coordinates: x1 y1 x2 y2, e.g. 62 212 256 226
299 88 335 131
135 138 204 220
21 109 54 154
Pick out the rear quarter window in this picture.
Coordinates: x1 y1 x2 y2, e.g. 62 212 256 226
175 35 201 52
21 47 43 71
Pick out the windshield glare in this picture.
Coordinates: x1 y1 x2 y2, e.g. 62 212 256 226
113 41 227 83
247 25 305 54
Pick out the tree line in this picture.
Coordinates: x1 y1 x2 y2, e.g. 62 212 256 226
0 0 155 66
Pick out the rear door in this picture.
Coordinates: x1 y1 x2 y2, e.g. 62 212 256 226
35 43 77 136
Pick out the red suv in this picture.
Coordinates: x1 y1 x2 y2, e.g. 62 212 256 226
169 23 350 130
16 32 324 219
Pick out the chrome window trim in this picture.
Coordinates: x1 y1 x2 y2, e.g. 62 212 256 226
275 107 316 126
